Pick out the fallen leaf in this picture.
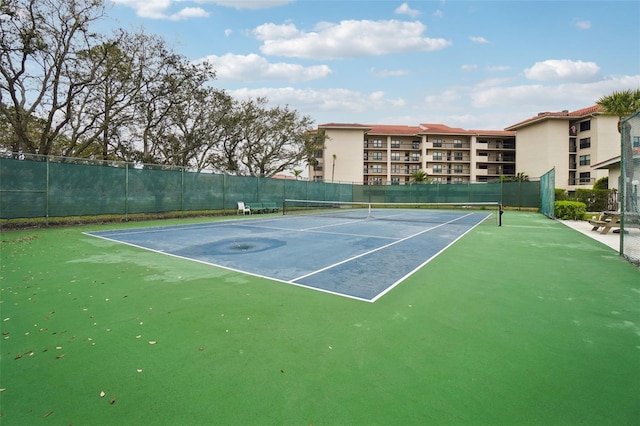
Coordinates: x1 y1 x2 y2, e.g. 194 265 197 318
99 390 106 397
56 354 65 359
14 354 22 360
136 369 142 373
109 398 116 405
148 340 157 345
44 411 53 417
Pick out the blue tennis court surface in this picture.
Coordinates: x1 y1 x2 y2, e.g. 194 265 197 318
85 210 492 302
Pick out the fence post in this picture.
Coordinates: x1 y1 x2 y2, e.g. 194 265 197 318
46 155 50 226
124 163 128 221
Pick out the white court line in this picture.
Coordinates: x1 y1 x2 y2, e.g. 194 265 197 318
370 212 492 302
290 213 474 282
82 232 374 303
234 222 399 240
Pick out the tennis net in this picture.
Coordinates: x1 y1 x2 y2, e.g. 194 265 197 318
282 199 503 226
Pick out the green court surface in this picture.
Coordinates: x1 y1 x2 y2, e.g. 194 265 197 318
0 212 638 425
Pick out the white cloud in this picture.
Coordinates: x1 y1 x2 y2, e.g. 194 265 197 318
229 86 405 117
524 59 600 82
419 74 640 129
574 19 591 29
461 64 478 72
254 20 451 59
433 10 444 18
110 0 208 20
469 36 489 44
199 53 331 82
395 3 421 18
224 29 232 37
486 65 511 72
371 68 410 77
209 0 293 9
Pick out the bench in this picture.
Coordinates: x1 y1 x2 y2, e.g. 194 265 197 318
589 213 620 235
262 202 279 213
249 202 267 214
248 202 279 214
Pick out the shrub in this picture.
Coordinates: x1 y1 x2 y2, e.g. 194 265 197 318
574 188 610 211
555 188 568 201
554 200 586 220
593 177 608 190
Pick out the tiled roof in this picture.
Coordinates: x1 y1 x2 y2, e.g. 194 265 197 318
318 123 371 129
418 123 471 134
367 124 423 135
592 148 640 169
505 105 603 130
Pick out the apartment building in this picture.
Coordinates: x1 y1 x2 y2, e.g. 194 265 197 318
309 105 619 189
311 123 516 185
504 105 619 190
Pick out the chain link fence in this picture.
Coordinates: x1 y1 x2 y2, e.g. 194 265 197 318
2 152 541 222
621 111 640 266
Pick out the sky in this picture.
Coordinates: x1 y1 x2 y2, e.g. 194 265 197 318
105 0 640 131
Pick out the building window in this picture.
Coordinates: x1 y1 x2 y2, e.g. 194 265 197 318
391 140 400 148
314 149 323 158
433 164 442 173
410 165 420 172
579 120 591 132
412 141 420 149
453 164 463 173
371 139 383 148
391 165 402 173
371 164 382 173
391 152 400 161
433 152 442 160
454 152 463 161
453 139 462 148
391 177 400 185
579 172 591 184
372 177 382 185
452 177 464 184
411 153 420 161
372 152 383 160
579 154 591 166
363 153 368 161
633 136 640 148
432 139 443 147
579 137 591 149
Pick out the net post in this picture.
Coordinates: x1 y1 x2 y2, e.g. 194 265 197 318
499 203 504 226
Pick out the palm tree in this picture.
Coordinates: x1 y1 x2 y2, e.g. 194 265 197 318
410 170 429 184
292 169 302 180
596 89 640 132
596 89 640 214
331 154 337 183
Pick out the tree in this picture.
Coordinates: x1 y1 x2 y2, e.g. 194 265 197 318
0 0 107 155
292 169 303 180
331 154 337 182
596 89 640 132
410 170 430 184
596 89 640 213
210 97 315 177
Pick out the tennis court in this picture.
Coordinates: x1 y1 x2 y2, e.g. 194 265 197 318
85 204 496 302
1 210 639 425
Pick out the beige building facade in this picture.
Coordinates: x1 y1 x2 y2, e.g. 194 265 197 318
308 105 620 190
311 123 516 185
504 105 619 190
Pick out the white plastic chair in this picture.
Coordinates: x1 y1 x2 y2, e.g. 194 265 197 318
237 201 251 215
